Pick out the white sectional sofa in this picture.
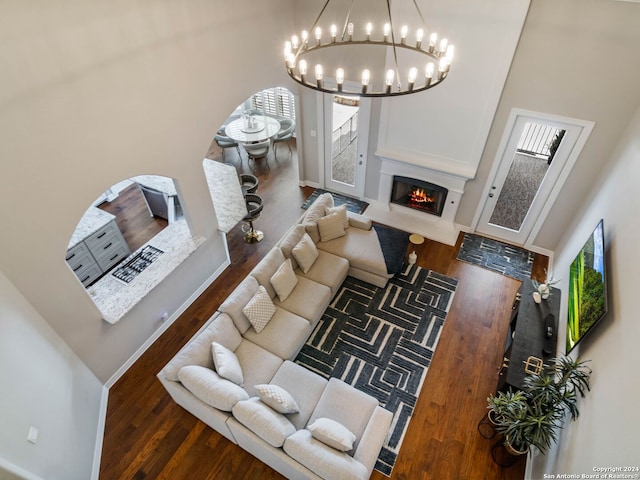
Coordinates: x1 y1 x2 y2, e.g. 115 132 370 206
158 193 395 480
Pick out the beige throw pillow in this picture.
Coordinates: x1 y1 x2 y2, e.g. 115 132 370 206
255 384 300 414
325 204 349 229
242 285 276 333
307 417 356 452
317 212 346 242
211 342 244 386
270 259 298 302
292 233 319 273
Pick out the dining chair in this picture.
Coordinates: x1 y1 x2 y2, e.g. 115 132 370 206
243 138 271 168
214 128 241 162
273 118 295 160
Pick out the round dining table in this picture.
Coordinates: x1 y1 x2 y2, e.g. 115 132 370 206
224 115 281 143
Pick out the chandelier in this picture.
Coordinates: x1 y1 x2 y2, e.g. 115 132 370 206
284 0 454 98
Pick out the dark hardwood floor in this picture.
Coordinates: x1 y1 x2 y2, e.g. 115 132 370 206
100 140 545 479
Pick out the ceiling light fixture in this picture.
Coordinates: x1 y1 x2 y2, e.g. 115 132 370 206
284 0 454 98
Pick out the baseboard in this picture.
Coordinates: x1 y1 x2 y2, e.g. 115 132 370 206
0 457 44 480
104 258 231 389
299 180 320 188
91 386 109 480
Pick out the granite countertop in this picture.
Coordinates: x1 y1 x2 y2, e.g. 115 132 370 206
130 175 178 196
87 218 205 324
203 159 248 233
68 207 116 249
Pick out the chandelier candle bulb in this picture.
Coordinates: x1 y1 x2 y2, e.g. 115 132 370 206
438 57 447 79
400 25 408 44
347 22 354 41
438 38 448 55
315 64 323 88
446 44 455 62
425 62 434 86
315 27 322 45
336 68 345 91
384 23 391 41
330 24 337 42
298 59 307 82
366 22 373 40
429 32 438 53
362 69 370 94
416 28 424 48
385 69 395 93
301 30 308 48
291 35 299 50
408 67 418 90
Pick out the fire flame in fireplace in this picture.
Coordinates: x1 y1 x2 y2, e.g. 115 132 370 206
410 188 435 204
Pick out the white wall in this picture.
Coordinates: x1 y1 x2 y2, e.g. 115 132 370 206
0 0 293 382
529 99 640 477
0 271 105 480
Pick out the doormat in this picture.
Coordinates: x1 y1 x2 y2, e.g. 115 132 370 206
456 232 534 281
295 264 458 476
301 188 369 214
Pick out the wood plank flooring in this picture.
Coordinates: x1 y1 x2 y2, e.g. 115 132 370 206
100 142 544 480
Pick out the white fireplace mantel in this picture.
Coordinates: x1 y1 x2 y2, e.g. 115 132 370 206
364 155 470 246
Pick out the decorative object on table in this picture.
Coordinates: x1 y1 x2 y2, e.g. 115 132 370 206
241 194 264 243
486 356 591 463
296 263 458 476
301 188 368 214
532 270 559 301
408 233 425 265
456 232 534 282
283 0 454 98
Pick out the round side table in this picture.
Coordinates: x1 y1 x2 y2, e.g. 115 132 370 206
408 234 425 265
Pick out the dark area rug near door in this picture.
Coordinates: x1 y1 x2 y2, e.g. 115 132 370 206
301 188 369 214
295 264 458 476
456 232 534 281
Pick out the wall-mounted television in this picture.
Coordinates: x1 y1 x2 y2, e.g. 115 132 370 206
566 219 608 354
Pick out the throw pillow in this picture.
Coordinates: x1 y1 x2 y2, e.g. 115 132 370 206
325 204 349 229
211 342 244 386
317 212 346 242
178 365 248 411
255 384 300 414
292 233 319 274
242 285 276 333
307 417 356 452
270 259 298 302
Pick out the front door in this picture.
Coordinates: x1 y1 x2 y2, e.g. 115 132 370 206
474 109 594 246
323 94 369 198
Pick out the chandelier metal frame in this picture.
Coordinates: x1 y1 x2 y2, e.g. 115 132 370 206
284 0 454 98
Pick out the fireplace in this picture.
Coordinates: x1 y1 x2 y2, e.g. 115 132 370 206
390 176 448 217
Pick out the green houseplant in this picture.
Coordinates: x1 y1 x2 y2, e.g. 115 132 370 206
487 356 591 456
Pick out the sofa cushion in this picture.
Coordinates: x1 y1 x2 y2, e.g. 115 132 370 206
309 378 378 452
284 429 369 480
234 340 283 397
242 286 276 334
326 204 349 229
279 224 306 270
232 397 296 448
316 226 388 278
212 342 244 386
317 212 346 242
270 258 298 302
270 361 328 431
308 417 356 452
219 276 260 334
242 307 311 360
178 365 249 412
274 275 331 325
162 312 240 382
300 250 349 297
292 233 319 274
255 384 300 414
250 248 286 299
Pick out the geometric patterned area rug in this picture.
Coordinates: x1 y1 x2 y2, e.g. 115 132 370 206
456 232 534 282
301 188 369 214
295 264 458 476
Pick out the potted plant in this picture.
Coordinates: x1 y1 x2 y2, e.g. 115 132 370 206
487 356 591 456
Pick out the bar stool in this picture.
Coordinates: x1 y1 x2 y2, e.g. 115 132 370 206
239 174 259 195
242 194 264 243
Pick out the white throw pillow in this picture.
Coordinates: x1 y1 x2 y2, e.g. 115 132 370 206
325 204 349 229
270 259 298 302
307 417 356 452
317 212 346 242
232 398 296 448
242 285 276 333
292 233 319 274
255 384 300 414
211 342 244 386
178 365 248 411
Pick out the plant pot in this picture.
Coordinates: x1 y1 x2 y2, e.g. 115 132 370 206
504 437 529 456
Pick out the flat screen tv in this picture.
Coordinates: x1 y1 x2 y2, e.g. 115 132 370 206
566 219 608 354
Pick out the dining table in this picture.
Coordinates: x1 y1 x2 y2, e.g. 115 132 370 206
224 115 281 143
